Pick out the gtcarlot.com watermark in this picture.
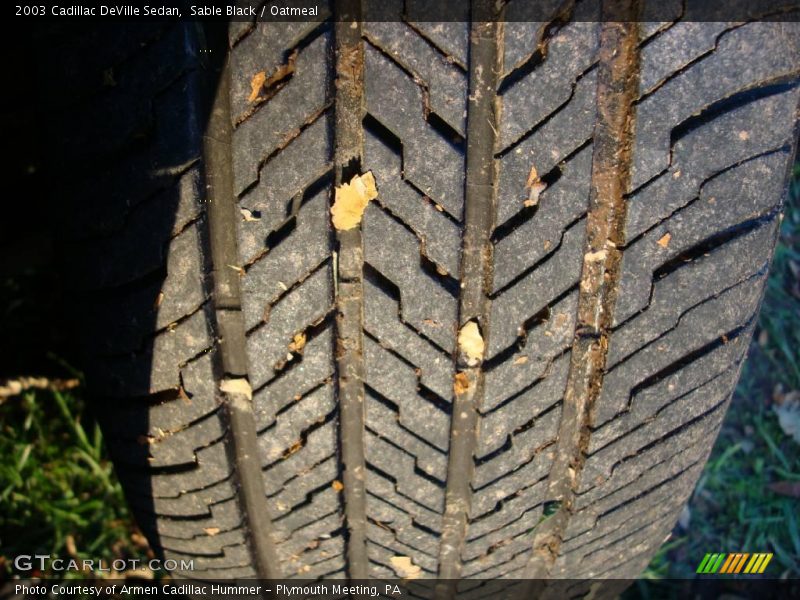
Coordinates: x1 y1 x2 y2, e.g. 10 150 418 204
14 554 194 573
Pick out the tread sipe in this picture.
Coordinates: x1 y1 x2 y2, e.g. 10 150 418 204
57 2 800 589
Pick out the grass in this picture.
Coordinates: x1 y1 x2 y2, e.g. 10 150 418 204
0 382 153 579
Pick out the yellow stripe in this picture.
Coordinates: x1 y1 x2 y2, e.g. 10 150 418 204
750 554 767 573
744 554 760 574
720 554 737 574
734 553 749 573
758 553 773 574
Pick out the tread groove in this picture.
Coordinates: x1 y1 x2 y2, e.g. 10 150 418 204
203 51 282 578
436 6 501 594
523 11 641 584
332 1 370 580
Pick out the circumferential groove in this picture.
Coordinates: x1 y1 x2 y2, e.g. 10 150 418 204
436 2 502 597
202 48 282 577
332 0 370 580
520 5 642 589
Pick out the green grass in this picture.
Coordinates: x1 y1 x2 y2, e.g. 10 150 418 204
638 165 800 587
0 382 152 579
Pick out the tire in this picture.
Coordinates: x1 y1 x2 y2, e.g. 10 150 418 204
53 8 800 587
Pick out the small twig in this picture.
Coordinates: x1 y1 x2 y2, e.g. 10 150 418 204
0 376 80 402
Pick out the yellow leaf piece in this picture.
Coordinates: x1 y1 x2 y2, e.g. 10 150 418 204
248 71 267 102
288 332 307 353
389 556 421 579
458 321 485 366
331 171 378 231
332 480 344 492
525 165 539 188
454 372 470 395
657 232 672 248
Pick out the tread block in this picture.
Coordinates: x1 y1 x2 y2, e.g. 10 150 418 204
232 30 332 196
493 144 592 290
236 114 333 264
253 324 335 430
489 221 584 355
363 278 453 401
363 203 457 352
615 152 787 325
483 292 576 414
625 90 799 241
500 21 598 149
364 128 462 276
630 22 800 189
364 19 467 135
364 43 465 218
496 69 596 225
246 263 333 388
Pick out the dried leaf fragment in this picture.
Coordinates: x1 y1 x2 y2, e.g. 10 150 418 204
247 54 297 104
524 182 547 207
773 393 800 445
584 249 607 263
204 527 220 536
513 355 528 365
454 372 470 395
130 532 149 549
458 321 485 366
331 171 378 230
525 165 539 188
288 332 307 353
389 556 421 579
524 165 547 207
657 232 672 248
240 207 261 222
284 440 302 457
178 386 192 404
768 480 800 498
248 71 267 102
65 535 79 559
332 480 344 492
220 378 252 400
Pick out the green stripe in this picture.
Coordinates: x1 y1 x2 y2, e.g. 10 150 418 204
696 553 713 573
704 553 719 573
710 553 726 573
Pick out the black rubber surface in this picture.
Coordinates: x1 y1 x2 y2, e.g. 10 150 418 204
55 5 800 588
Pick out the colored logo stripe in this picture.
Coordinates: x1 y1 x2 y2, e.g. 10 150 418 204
697 553 773 574
696 553 713 573
733 553 750 573
720 553 749 574
719 553 737 573
697 553 725 573
757 553 773 574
